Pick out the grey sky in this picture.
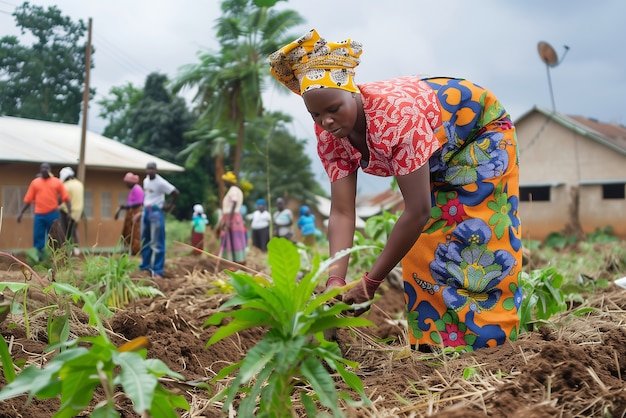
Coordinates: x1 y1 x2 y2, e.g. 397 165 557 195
2 0 624 194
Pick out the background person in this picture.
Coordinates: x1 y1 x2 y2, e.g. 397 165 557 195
249 198 271 252
216 171 247 264
269 29 522 351
115 172 144 255
17 163 71 258
273 197 294 240
297 205 317 248
58 166 84 255
140 162 179 278
191 203 208 254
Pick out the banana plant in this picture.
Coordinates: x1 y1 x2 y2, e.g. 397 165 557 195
205 238 374 417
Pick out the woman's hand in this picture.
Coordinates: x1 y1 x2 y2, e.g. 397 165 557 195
343 273 384 316
324 276 346 300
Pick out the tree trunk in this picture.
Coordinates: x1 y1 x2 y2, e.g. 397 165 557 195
563 185 584 239
233 114 244 177
215 153 225 202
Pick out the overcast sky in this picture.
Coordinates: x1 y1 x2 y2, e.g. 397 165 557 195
2 0 625 194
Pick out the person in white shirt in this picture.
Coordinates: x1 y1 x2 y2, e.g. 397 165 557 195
273 197 294 240
140 162 179 278
249 198 271 252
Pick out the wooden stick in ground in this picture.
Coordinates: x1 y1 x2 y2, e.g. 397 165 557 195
173 241 268 278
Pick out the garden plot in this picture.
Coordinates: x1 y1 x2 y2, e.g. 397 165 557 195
0 240 625 417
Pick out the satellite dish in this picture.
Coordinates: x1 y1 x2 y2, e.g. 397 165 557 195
537 41 559 67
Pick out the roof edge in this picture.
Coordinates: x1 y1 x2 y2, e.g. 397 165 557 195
516 107 626 155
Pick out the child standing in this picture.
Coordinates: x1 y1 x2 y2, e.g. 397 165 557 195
297 205 317 247
191 204 208 254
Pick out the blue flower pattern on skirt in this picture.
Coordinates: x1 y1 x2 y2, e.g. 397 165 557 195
430 219 514 312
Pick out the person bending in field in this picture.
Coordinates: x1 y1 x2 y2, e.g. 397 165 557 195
269 29 522 351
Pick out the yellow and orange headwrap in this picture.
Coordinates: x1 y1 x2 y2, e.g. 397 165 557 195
268 29 362 96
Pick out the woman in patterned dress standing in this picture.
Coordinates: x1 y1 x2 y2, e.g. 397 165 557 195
269 29 522 351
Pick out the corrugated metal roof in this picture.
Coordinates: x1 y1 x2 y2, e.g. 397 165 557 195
0 116 184 172
516 107 626 155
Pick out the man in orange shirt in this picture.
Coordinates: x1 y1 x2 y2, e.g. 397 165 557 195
17 163 71 256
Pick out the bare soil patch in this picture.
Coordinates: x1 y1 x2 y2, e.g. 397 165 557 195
1 252 625 417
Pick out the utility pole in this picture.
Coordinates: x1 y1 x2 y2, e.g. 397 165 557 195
77 17 93 183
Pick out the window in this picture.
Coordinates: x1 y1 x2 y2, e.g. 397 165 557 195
84 191 93 218
1 186 30 217
602 183 625 199
101 192 112 218
520 186 550 202
118 192 127 207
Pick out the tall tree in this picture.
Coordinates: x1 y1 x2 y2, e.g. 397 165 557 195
131 73 194 163
0 2 91 123
97 83 143 143
172 0 303 196
244 111 325 203
99 73 212 219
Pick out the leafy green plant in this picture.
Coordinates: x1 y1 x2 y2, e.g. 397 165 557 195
0 281 33 339
82 253 163 308
518 267 567 332
205 238 373 417
351 211 398 274
543 232 577 249
0 283 189 418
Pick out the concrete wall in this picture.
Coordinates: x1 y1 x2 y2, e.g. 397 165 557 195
516 112 626 239
0 162 133 250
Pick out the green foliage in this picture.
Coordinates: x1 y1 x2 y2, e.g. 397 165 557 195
244 112 325 202
205 238 372 417
585 226 618 244
351 211 398 274
97 83 143 143
518 267 567 332
0 334 16 383
81 253 163 308
173 0 304 178
0 281 32 338
543 232 577 249
0 2 91 123
0 283 189 417
98 73 208 220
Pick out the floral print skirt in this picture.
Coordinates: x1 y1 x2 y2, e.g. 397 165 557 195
403 79 522 351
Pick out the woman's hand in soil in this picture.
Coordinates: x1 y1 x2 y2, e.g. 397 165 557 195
343 273 383 316
324 276 346 301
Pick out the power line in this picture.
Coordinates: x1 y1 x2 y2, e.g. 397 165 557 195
0 0 17 7
93 32 152 74
93 38 150 79
0 9 13 15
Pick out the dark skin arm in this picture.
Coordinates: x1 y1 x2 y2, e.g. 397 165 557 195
327 171 358 279
343 162 432 305
163 189 180 213
17 203 31 223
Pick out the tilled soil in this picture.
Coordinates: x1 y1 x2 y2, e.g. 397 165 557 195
1 251 625 417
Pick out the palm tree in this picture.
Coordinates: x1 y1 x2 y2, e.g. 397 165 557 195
172 0 303 197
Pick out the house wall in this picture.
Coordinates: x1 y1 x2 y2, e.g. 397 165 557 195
0 163 134 250
579 184 626 236
516 112 626 239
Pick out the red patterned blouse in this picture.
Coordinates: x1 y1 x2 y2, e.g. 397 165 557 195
315 76 443 182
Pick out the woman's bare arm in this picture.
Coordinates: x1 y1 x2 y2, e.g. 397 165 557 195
368 162 432 281
327 171 357 279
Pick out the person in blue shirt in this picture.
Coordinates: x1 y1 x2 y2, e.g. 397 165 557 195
297 205 317 247
191 204 209 254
